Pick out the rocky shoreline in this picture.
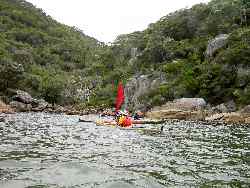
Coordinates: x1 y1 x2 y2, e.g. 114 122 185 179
145 98 250 125
1 91 250 125
0 90 95 115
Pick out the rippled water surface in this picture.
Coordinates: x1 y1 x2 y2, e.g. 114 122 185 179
0 113 249 188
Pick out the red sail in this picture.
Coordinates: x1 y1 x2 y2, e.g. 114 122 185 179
115 81 125 112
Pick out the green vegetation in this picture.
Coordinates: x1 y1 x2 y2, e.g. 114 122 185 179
0 0 120 106
112 0 250 108
0 0 250 109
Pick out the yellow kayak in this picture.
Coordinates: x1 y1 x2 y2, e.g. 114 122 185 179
79 118 165 125
95 120 117 127
95 120 164 134
95 120 149 130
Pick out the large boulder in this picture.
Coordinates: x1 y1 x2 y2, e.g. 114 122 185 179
146 98 207 120
10 90 53 112
146 109 189 120
152 98 207 111
12 90 34 104
205 34 229 59
146 109 205 121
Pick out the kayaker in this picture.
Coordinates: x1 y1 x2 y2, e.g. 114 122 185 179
116 110 132 127
133 110 144 120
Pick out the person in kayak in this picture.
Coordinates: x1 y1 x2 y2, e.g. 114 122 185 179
133 110 144 120
116 110 132 127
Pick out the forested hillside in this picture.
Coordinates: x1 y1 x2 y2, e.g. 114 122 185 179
112 0 250 109
0 0 108 106
0 0 250 110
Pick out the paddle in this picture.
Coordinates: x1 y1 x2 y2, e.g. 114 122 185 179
78 118 95 123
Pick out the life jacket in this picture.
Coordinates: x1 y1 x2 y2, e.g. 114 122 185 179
117 115 132 127
123 117 132 127
118 115 126 125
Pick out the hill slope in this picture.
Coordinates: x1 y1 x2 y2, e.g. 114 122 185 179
0 0 106 105
0 0 250 110
111 0 250 109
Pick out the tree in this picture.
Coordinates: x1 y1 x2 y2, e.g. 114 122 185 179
0 58 24 91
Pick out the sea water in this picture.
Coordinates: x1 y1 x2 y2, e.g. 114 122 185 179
0 113 249 187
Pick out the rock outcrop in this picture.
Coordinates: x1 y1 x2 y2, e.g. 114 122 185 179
12 90 34 104
145 98 250 124
146 109 205 121
8 90 85 115
151 98 207 111
8 90 53 112
124 74 165 110
206 112 250 124
9 90 44 112
146 98 207 120
205 34 229 59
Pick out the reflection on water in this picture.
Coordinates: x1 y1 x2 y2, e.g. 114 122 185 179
0 113 249 187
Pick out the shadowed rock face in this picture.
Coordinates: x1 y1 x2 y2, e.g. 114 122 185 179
124 74 165 111
205 34 229 59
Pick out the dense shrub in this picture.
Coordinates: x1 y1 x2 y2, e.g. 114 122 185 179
0 58 24 91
